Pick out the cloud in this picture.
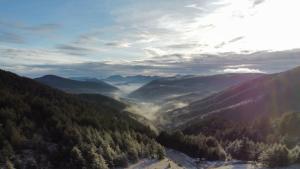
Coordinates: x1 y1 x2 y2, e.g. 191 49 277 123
56 44 95 56
0 47 88 66
1 0 300 77
253 0 265 6
0 19 61 46
223 68 263 73
228 36 244 43
109 0 300 56
2 49 300 79
184 4 207 11
225 64 254 68
215 42 226 49
166 43 202 49
17 0 296 66
143 47 166 57
0 20 61 33
106 0 224 56
105 42 131 48
215 36 244 49
23 24 61 33
0 32 24 44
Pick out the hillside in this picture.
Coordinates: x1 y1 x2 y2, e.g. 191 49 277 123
103 75 161 95
129 73 262 102
166 66 300 132
0 70 164 169
35 75 119 95
77 93 125 110
155 67 300 168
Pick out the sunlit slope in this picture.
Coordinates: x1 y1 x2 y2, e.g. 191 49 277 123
167 66 300 131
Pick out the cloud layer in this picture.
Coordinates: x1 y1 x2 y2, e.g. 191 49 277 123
2 49 299 78
1 0 300 77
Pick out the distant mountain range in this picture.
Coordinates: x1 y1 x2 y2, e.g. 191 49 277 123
103 75 161 85
35 75 119 95
129 73 263 102
166 66 300 132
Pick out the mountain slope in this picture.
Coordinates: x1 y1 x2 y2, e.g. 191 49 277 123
168 66 300 132
0 70 164 168
104 75 160 85
129 73 262 102
35 75 119 95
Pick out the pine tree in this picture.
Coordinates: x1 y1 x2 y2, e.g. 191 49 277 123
85 145 109 169
157 144 166 160
259 144 290 167
70 146 85 168
5 159 15 169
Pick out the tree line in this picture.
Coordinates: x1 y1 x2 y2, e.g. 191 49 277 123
158 112 300 168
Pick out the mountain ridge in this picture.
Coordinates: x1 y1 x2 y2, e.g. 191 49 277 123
167 66 300 132
35 74 119 95
104 75 161 85
129 73 263 102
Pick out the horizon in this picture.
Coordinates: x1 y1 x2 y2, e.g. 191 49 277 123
1 0 300 78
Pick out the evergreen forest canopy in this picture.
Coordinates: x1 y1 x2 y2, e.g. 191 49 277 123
0 70 164 169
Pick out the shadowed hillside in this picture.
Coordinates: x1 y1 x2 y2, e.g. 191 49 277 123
35 75 119 95
0 70 165 169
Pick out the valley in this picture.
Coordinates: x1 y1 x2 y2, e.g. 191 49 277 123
126 66 300 169
2 66 300 169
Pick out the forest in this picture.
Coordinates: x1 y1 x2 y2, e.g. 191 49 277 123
0 70 165 169
158 112 300 167
2 68 300 168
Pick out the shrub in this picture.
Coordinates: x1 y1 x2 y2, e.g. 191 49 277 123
226 140 242 160
157 132 225 161
259 144 290 167
226 139 265 161
113 154 128 168
290 145 300 163
206 146 226 161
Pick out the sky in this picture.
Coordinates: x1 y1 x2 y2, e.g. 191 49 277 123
1 0 300 78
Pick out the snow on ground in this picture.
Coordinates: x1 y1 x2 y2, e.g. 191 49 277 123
126 149 200 169
127 149 300 169
214 164 300 169
127 158 184 169
166 149 198 169
213 164 259 169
